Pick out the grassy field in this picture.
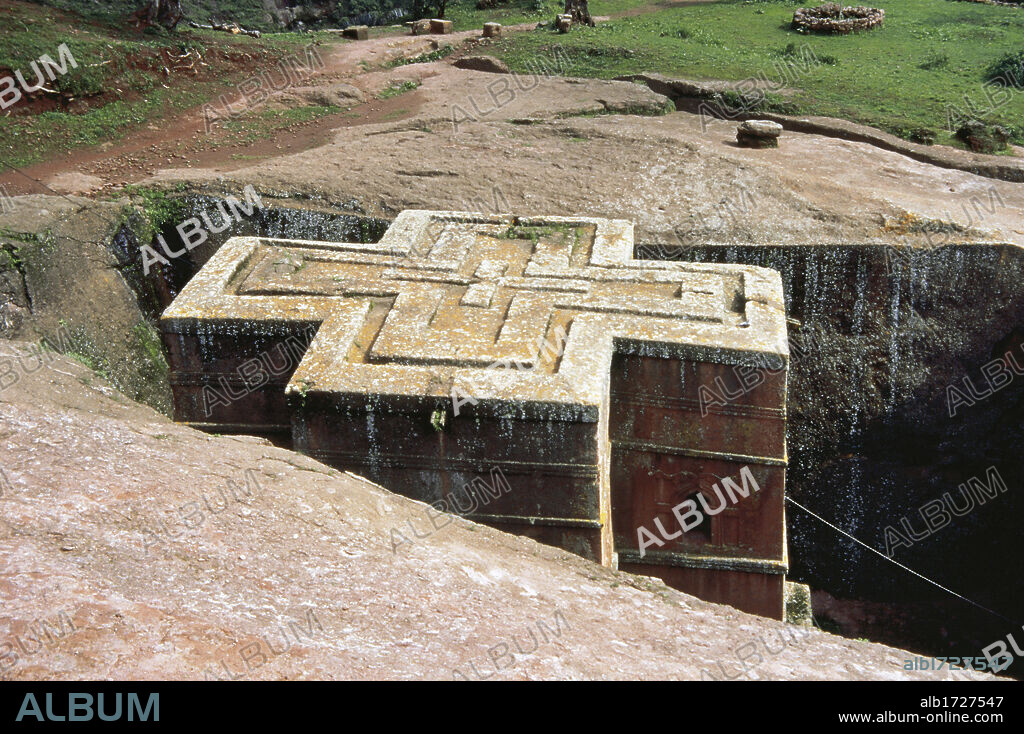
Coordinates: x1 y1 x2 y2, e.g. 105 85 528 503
0 0 348 171
4 0 1022 168
483 0 1024 147
29 0 284 32
0 0 575 171
445 0 566 30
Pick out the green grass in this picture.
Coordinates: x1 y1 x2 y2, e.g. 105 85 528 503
27 0 322 33
483 0 1024 147
378 80 421 98
445 0 565 31
9 0 1023 167
386 44 456 67
0 0 346 170
445 0 685 28
120 184 186 235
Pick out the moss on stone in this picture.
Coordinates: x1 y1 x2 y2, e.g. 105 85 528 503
121 185 187 242
785 581 814 626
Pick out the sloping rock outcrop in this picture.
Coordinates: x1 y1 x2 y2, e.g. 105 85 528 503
0 195 170 413
0 345 975 680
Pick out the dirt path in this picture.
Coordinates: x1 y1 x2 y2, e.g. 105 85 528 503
0 6 713 197
0 25 529 196
3 11 1021 249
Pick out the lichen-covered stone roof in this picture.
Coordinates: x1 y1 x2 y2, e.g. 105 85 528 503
162 211 789 416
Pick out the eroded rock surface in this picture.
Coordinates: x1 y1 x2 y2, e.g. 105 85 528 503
264 82 365 111
0 345 975 680
0 196 170 413
453 55 511 74
147 64 1024 246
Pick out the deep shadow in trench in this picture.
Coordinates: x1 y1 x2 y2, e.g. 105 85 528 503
125 197 1022 674
639 241 1024 676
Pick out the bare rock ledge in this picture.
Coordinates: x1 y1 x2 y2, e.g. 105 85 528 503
0 344 991 680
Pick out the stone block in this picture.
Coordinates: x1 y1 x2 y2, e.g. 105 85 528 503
483 22 502 38
430 19 453 34
407 19 431 35
342 25 368 40
737 119 783 149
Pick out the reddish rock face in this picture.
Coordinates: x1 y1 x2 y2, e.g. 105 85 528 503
0 344 977 680
161 210 790 618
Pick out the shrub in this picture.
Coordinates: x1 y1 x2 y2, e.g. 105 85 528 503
56 66 106 98
955 119 1010 154
986 51 1024 87
888 126 937 145
907 128 937 145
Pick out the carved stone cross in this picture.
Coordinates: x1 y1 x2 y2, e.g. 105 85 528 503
162 210 791 618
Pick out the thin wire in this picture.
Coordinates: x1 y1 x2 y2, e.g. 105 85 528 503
785 496 1017 626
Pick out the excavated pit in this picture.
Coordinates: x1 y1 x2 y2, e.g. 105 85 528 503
129 198 1024 673
644 241 1024 673
142 195 391 308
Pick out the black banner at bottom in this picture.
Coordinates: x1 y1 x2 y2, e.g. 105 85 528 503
0 680 1017 728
